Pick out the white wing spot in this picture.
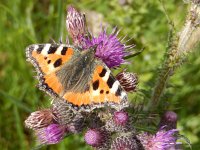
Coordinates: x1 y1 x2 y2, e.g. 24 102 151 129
92 89 100 96
55 45 64 55
33 45 39 51
110 81 120 94
41 44 51 55
120 91 127 99
102 70 110 81
48 64 56 72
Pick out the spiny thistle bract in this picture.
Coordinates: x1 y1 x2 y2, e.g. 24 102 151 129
24 5 185 149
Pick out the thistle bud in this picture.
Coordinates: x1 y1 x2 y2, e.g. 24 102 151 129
113 111 129 125
116 71 138 92
66 6 88 46
159 111 178 131
25 109 53 129
111 133 144 150
105 111 132 132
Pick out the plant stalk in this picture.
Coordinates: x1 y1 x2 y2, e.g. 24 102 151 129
148 1 200 111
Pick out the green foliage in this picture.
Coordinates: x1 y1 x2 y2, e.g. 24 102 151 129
0 0 199 149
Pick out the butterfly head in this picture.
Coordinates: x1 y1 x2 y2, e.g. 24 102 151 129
81 44 98 63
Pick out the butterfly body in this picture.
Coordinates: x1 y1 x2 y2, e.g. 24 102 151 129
26 44 129 111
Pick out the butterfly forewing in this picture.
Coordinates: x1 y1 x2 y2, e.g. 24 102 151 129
26 44 78 96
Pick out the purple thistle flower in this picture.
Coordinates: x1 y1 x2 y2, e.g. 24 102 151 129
36 124 67 145
25 109 53 129
116 71 138 92
111 133 144 150
84 28 133 68
84 128 111 148
138 129 179 150
159 111 178 131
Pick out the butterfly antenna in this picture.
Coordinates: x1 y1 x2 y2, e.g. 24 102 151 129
59 37 63 44
50 38 56 44
92 43 100 53
66 36 70 44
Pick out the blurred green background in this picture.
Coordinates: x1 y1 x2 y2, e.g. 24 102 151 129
0 0 200 149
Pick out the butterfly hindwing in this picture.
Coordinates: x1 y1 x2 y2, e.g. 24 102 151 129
62 62 128 111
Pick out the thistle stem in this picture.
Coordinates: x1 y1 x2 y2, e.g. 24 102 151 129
148 2 200 111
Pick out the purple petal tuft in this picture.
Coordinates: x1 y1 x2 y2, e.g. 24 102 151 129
84 28 131 68
36 124 67 145
138 129 179 150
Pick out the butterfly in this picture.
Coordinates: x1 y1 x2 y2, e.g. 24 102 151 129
26 43 129 112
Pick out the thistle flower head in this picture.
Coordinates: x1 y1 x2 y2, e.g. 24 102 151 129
111 134 144 150
66 6 88 46
84 128 111 148
36 124 67 145
25 109 53 129
159 111 178 130
138 129 179 150
84 28 132 68
116 71 138 92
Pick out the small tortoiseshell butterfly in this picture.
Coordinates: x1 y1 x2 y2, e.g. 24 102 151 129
26 44 129 111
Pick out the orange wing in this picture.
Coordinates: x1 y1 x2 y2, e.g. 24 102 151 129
26 44 79 95
26 44 75 75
